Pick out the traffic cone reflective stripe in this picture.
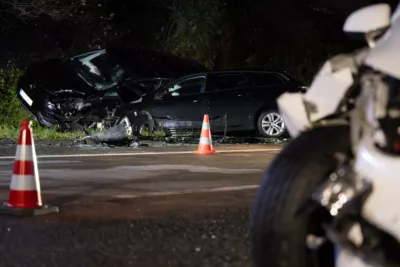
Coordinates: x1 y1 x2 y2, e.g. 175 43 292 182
14 146 34 161
0 120 57 216
200 136 211 145
199 128 213 147
194 114 218 155
201 117 210 130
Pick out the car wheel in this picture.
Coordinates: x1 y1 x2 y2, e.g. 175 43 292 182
250 125 351 267
117 116 134 137
257 111 285 137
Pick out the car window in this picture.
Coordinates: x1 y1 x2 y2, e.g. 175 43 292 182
104 91 118 97
207 74 248 92
247 73 287 86
165 77 206 97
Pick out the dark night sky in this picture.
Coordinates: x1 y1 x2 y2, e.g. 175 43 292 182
0 0 399 82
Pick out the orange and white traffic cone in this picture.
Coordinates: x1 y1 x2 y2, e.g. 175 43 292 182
0 120 59 216
194 114 218 155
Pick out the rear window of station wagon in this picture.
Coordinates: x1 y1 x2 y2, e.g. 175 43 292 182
207 73 249 92
246 73 288 86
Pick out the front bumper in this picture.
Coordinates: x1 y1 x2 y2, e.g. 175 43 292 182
124 110 228 138
155 115 227 137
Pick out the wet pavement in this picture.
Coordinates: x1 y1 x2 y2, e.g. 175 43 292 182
0 191 255 267
0 143 282 267
0 147 280 199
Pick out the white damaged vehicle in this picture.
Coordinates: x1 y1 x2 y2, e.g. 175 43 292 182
251 3 400 267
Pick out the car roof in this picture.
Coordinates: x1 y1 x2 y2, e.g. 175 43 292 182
152 69 303 98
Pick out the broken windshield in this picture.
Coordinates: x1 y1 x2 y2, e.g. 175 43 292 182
69 50 128 91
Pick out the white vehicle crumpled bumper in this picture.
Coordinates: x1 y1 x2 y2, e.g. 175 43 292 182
277 92 311 138
277 66 354 138
336 249 375 267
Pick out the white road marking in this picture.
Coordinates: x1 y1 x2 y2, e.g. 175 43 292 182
108 184 260 199
0 148 281 160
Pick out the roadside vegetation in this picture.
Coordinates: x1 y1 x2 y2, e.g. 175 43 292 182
0 124 85 140
0 65 28 127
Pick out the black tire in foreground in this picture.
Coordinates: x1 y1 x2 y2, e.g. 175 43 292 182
250 125 351 267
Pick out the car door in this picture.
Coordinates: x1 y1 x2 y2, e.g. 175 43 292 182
204 72 254 129
144 76 208 122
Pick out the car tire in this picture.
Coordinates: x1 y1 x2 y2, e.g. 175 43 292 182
117 116 134 137
250 125 351 267
256 111 286 137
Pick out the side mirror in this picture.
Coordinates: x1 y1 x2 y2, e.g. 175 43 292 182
163 91 175 99
343 4 391 47
153 88 171 101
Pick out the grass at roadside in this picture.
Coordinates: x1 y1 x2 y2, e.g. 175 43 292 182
140 128 167 137
0 124 86 140
0 123 167 140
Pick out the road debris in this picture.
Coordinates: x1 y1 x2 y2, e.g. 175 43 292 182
78 123 134 145
0 138 16 145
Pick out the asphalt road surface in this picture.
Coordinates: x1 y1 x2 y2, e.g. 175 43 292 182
0 143 281 267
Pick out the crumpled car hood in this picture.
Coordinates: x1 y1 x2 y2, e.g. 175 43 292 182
21 58 93 95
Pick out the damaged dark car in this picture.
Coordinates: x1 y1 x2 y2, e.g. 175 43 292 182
16 46 208 131
114 70 306 138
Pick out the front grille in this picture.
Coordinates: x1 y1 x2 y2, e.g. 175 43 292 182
156 117 226 138
167 127 201 138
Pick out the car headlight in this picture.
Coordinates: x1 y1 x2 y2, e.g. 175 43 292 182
46 101 56 111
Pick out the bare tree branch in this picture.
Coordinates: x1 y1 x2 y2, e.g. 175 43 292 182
1 0 73 20
154 0 176 11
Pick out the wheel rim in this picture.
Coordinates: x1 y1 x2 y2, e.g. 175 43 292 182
261 112 285 136
119 117 133 137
